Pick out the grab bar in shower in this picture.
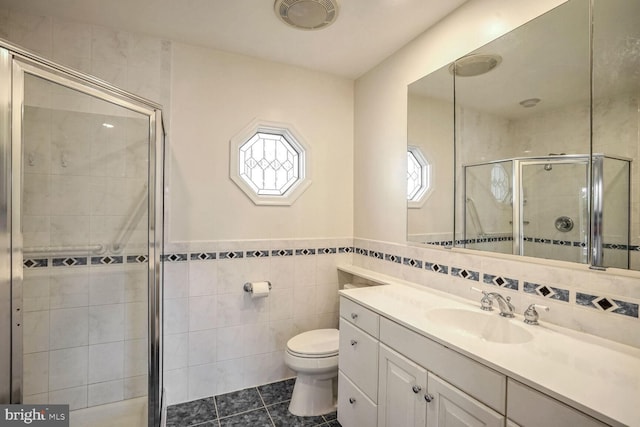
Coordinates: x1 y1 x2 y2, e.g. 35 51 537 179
466 197 485 237
24 244 106 256
111 184 148 253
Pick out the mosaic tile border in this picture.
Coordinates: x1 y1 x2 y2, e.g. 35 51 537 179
420 237 639 251
352 245 639 319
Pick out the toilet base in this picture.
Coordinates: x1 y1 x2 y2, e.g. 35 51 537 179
288 373 337 417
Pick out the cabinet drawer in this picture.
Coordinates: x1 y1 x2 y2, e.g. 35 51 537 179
338 371 377 427
340 297 380 338
380 317 506 414
507 379 607 427
339 318 379 402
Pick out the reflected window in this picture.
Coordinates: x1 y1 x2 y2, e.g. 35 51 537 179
490 164 510 203
407 146 431 206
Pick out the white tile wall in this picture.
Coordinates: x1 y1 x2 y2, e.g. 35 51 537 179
162 238 350 404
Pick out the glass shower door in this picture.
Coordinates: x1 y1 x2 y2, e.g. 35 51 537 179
10 56 162 427
519 160 589 263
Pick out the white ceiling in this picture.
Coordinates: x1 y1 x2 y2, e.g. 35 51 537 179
0 0 469 78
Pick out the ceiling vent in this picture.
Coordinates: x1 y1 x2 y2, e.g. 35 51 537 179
449 54 502 77
275 0 339 30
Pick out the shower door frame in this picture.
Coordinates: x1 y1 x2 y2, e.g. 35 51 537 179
514 156 591 260
0 40 164 427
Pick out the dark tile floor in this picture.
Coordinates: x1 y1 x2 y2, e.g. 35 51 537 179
166 378 342 427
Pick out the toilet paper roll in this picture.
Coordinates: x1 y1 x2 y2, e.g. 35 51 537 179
250 281 270 298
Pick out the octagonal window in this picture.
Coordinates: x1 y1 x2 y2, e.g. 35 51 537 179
230 120 311 205
407 146 431 208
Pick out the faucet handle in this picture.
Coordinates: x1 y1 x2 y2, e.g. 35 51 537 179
470 287 493 311
524 303 549 325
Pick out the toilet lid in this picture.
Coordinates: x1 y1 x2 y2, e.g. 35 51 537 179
286 329 339 357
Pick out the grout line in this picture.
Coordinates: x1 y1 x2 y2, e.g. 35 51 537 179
212 395 220 425
257 387 277 427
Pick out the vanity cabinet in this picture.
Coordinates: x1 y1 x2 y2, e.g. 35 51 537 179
506 379 607 427
378 344 427 427
338 298 380 427
378 343 503 427
338 295 613 427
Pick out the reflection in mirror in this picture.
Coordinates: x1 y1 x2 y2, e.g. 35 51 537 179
407 65 454 247
407 0 639 269
592 0 640 270
454 0 592 263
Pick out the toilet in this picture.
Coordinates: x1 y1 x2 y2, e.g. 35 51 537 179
284 328 339 417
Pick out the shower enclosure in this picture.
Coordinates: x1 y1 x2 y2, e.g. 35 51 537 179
462 154 630 268
0 41 164 427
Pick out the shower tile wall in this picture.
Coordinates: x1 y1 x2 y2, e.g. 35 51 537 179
162 238 351 405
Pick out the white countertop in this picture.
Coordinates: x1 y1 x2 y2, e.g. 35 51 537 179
338 265 640 427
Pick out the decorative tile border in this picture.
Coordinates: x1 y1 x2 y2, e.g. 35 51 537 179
576 292 639 318
385 254 401 264
352 243 638 321
295 248 316 256
271 249 293 257
190 252 216 261
246 250 269 258
523 281 569 302
219 251 243 260
402 257 423 269
91 255 123 265
425 262 448 274
483 274 518 290
451 267 479 281
52 257 88 267
162 253 188 262
24 258 48 268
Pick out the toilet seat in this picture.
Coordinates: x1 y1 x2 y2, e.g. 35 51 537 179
286 329 339 358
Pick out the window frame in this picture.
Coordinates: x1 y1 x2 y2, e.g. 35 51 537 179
230 119 312 206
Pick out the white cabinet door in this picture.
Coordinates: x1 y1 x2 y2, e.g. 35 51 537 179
426 373 504 427
338 371 377 427
378 344 428 427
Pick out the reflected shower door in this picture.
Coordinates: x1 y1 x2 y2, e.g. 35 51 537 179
15 63 158 426
520 161 589 263
463 161 513 255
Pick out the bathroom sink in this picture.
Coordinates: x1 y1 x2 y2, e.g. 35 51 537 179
426 308 533 344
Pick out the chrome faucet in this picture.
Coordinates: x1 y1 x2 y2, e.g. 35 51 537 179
487 292 516 318
471 287 515 318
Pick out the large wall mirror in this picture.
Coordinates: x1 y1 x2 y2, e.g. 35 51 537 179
407 0 640 270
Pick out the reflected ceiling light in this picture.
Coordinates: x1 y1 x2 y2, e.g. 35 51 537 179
449 54 502 77
102 123 114 128
274 0 339 30
519 98 541 108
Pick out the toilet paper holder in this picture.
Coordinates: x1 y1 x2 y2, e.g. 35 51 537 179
243 281 272 293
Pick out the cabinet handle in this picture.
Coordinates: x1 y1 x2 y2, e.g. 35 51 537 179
349 397 356 404
424 393 434 403
412 385 422 394
351 313 358 320
350 339 358 346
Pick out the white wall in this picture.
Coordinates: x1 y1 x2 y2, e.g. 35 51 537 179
169 42 354 242
354 0 567 243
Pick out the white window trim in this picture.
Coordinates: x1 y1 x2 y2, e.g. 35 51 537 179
230 118 312 206
407 145 433 209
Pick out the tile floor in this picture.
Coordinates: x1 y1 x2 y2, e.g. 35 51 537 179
166 378 342 427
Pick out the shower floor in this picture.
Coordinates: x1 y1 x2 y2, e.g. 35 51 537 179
166 378 340 427
70 396 147 427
